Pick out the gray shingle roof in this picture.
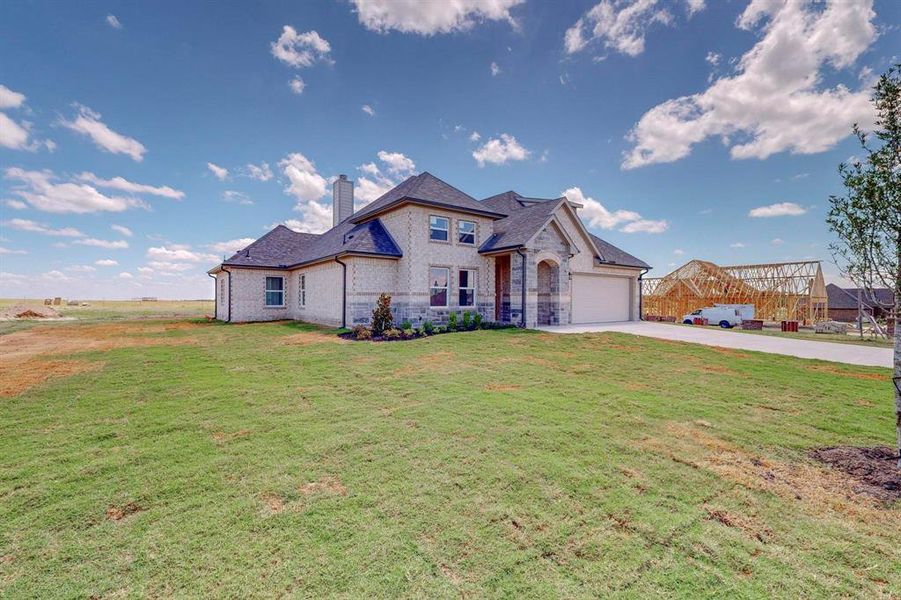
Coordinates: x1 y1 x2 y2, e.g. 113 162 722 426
221 220 402 269
351 172 505 222
826 283 894 310
589 234 651 269
479 199 563 253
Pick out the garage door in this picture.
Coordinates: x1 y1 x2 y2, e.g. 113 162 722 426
571 274 631 323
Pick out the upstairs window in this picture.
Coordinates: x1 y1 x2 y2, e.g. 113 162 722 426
459 269 476 306
299 274 306 307
429 267 449 307
265 276 285 307
458 220 476 245
429 216 449 242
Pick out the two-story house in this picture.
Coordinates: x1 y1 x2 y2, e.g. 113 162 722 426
208 172 651 328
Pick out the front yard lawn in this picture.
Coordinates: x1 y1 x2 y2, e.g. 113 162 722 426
0 319 897 597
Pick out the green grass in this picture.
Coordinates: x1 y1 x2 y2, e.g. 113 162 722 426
0 317 897 598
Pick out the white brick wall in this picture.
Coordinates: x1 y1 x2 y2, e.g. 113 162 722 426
294 261 344 326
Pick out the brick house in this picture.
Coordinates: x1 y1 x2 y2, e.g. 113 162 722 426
208 172 650 328
825 283 895 322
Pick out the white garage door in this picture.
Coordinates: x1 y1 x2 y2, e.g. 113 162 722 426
571 274 631 323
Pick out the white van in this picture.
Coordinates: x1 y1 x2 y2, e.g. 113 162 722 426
682 306 742 328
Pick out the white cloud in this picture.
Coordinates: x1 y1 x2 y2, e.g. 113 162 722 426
705 51 720 66
68 264 96 273
686 0 705 17
271 26 332 68
771 238 785 245
362 104 376 117
244 161 273 182
289 77 306 95
207 162 229 180
472 133 530 166
59 104 146 161
208 238 256 254
77 172 185 199
350 0 523 35
469 131 481 142
4 167 144 213
276 153 331 234
0 113 37 151
110 224 133 237
0 84 26 109
562 186 668 234
673 248 685 255
4 218 83 237
748 202 807 218
730 242 747 248
623 0 877 169
222 190 254 205
147 244 217 263
490 61 501 76
0 246 27 255
74 238 129 249
355 151 417 207
95 259 118 266
147 261 193 272
119 272 133 279
565 0 695 57
4 200 26 210
106 14 122 29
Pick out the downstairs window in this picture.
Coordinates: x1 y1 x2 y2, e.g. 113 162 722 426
265 276 285 307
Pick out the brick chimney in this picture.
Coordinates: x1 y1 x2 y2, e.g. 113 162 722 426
332 174 354 226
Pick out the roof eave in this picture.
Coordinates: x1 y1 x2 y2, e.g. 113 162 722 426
351 197 506 223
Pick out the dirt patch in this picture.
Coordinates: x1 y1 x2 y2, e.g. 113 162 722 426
705 507 773 543
809 446 901 504
802 365 888 381
0 322 199 396
211 429 251 443
261 493 285 514
0 304 61 320
106 502 144 521
484 383 522 392
299 476 347 497
707 346 753 359
282 332 347 346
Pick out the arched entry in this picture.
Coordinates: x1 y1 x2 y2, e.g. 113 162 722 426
537 259 560 326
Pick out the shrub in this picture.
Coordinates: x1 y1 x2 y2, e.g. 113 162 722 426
400 319 412 331
384 328 402 340
422 320 435 335
447 312 458 331
352 324 372 340
462 311 471 330
402 328 414 338
473 313 483 329
371 293 394 335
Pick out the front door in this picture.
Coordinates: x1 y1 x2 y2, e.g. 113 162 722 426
494 254 511 322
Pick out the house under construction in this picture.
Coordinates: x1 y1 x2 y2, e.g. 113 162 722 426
642 260 828 324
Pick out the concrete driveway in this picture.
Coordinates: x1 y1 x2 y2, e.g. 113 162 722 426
538 321 892 368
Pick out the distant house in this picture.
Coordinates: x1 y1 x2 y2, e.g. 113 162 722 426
208 172 650 328
825 283 894 322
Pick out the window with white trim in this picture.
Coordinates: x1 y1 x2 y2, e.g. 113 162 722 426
458 269 475 307
299 274 306 307
429 215 449 242
265 276 285 307
458 220 476 245
429 267 449 307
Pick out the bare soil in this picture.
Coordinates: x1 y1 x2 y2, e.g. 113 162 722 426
0 304 61 320
809 446 901 504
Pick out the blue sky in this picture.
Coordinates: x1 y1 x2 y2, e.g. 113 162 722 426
1 0 898 299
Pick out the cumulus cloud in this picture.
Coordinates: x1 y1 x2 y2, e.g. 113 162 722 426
74 238 129 249
4 218 83 237
362 104 376 117
208 238 256 254
289 77 306 95
0 85 54 152
110 224 133 237
4 167 145 213
106 14 122 29
207 162 229 180
271 26 332 68
355 150 417 207
78 172 184 199
245 162 273 181
222 190 254 205
562 186 668 234
349 0 523 35
469 131 481 142
119 272 133 279
59 103 146 161
68 264 96 273
565 0 702 57
0 246 28 255
147 244 218 263
730 242 747 248
277 153 332 233
0 84 26 109
771 238 785 245
95 259 118 266
490 61 501 76
748 202 807 218
472 133 530 166
622 0 877 169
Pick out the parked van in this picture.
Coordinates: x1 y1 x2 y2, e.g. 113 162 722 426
682 306 742 328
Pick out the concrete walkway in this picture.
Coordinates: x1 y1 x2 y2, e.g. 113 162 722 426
537 321 892 368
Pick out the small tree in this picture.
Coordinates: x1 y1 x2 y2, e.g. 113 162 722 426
827 64 900 467
371 293 394 336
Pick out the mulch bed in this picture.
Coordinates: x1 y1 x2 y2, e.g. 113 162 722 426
809 446 901 504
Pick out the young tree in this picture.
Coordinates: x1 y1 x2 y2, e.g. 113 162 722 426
827 64 901 467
